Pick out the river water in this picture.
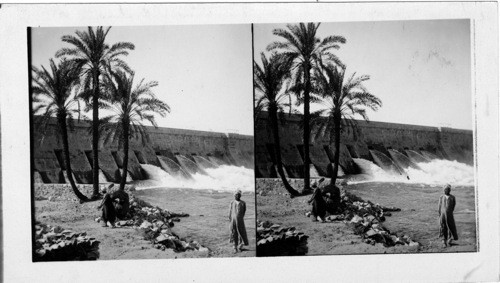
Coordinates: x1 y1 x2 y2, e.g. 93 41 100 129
129 155 476 252
345 158 477 252
130 163 256 256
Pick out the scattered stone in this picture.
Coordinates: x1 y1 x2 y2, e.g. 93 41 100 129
34 222 99 261
408 241 420 247
365 229 377 237
365 215 376 223
52 226 64 233
337 187 412 247
261 221 272 228
198 247 209 253
257 220 308 256
350 215 363 224
115 220 131 227
140 221 153 229
118 195 207 253
304 185 411 247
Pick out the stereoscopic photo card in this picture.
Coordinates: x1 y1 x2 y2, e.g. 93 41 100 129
0 2 498 282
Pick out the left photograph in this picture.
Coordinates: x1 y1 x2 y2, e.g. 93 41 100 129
30 25 255 260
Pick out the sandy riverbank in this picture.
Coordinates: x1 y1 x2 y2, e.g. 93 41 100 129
34 184 256 260
256 178 477 255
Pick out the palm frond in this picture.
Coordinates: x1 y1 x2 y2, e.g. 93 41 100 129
60 35 91 59
270 28 302 52
107 42 135 55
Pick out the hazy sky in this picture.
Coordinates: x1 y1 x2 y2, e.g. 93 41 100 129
31 25 254 135
254 20 472 130
31 20 472 134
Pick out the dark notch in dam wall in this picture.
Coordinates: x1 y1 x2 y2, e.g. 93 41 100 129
255 112 473 178
32 117 254 184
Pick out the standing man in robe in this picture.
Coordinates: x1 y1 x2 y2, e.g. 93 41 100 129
438 184 458 247
229 190 249 253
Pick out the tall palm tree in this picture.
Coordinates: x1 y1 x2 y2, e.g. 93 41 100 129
32 59 89 202
254 52 300 197
312 62 382 185
99 70 170 191
56 26 135 199
267 22 346 192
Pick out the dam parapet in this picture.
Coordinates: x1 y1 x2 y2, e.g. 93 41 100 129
255 112 473 178
33 117 254 184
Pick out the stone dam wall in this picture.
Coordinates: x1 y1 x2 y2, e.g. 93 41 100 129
33 118 254 184
33 113 474 182
255 112 473 178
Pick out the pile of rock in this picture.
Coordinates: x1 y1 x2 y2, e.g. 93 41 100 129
339 189 420 247
306 186 418 247
111 195 189 227
347 213 420 247
34 222 99 261
152 233 208 253
101 195 208 253
343 200 400 223
256 220 308 256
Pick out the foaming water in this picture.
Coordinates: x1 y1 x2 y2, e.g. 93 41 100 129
133 164 254 192
347 158 402 183
349 158 474 186
405 159 474 186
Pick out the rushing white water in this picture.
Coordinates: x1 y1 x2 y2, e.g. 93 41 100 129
405 159 475 186
133 163 254 192
348 158 474 186
347 158 403 183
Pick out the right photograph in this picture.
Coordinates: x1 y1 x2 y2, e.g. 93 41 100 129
253 20 476 256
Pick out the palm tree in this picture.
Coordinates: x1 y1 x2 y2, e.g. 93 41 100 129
99 70 170 191
311 62 382 185
32 59 89 202
56 26 135 199
254 53 301 197
267 22 346 193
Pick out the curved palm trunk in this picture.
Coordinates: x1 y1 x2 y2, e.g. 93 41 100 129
58 114 89 202
91 69 100 199
302 62 311 193
331 111 341 186
270 106 300 197
119 120 129 191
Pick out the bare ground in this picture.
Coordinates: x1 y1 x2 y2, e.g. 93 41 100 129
34 186 256 260
256 179 477 256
